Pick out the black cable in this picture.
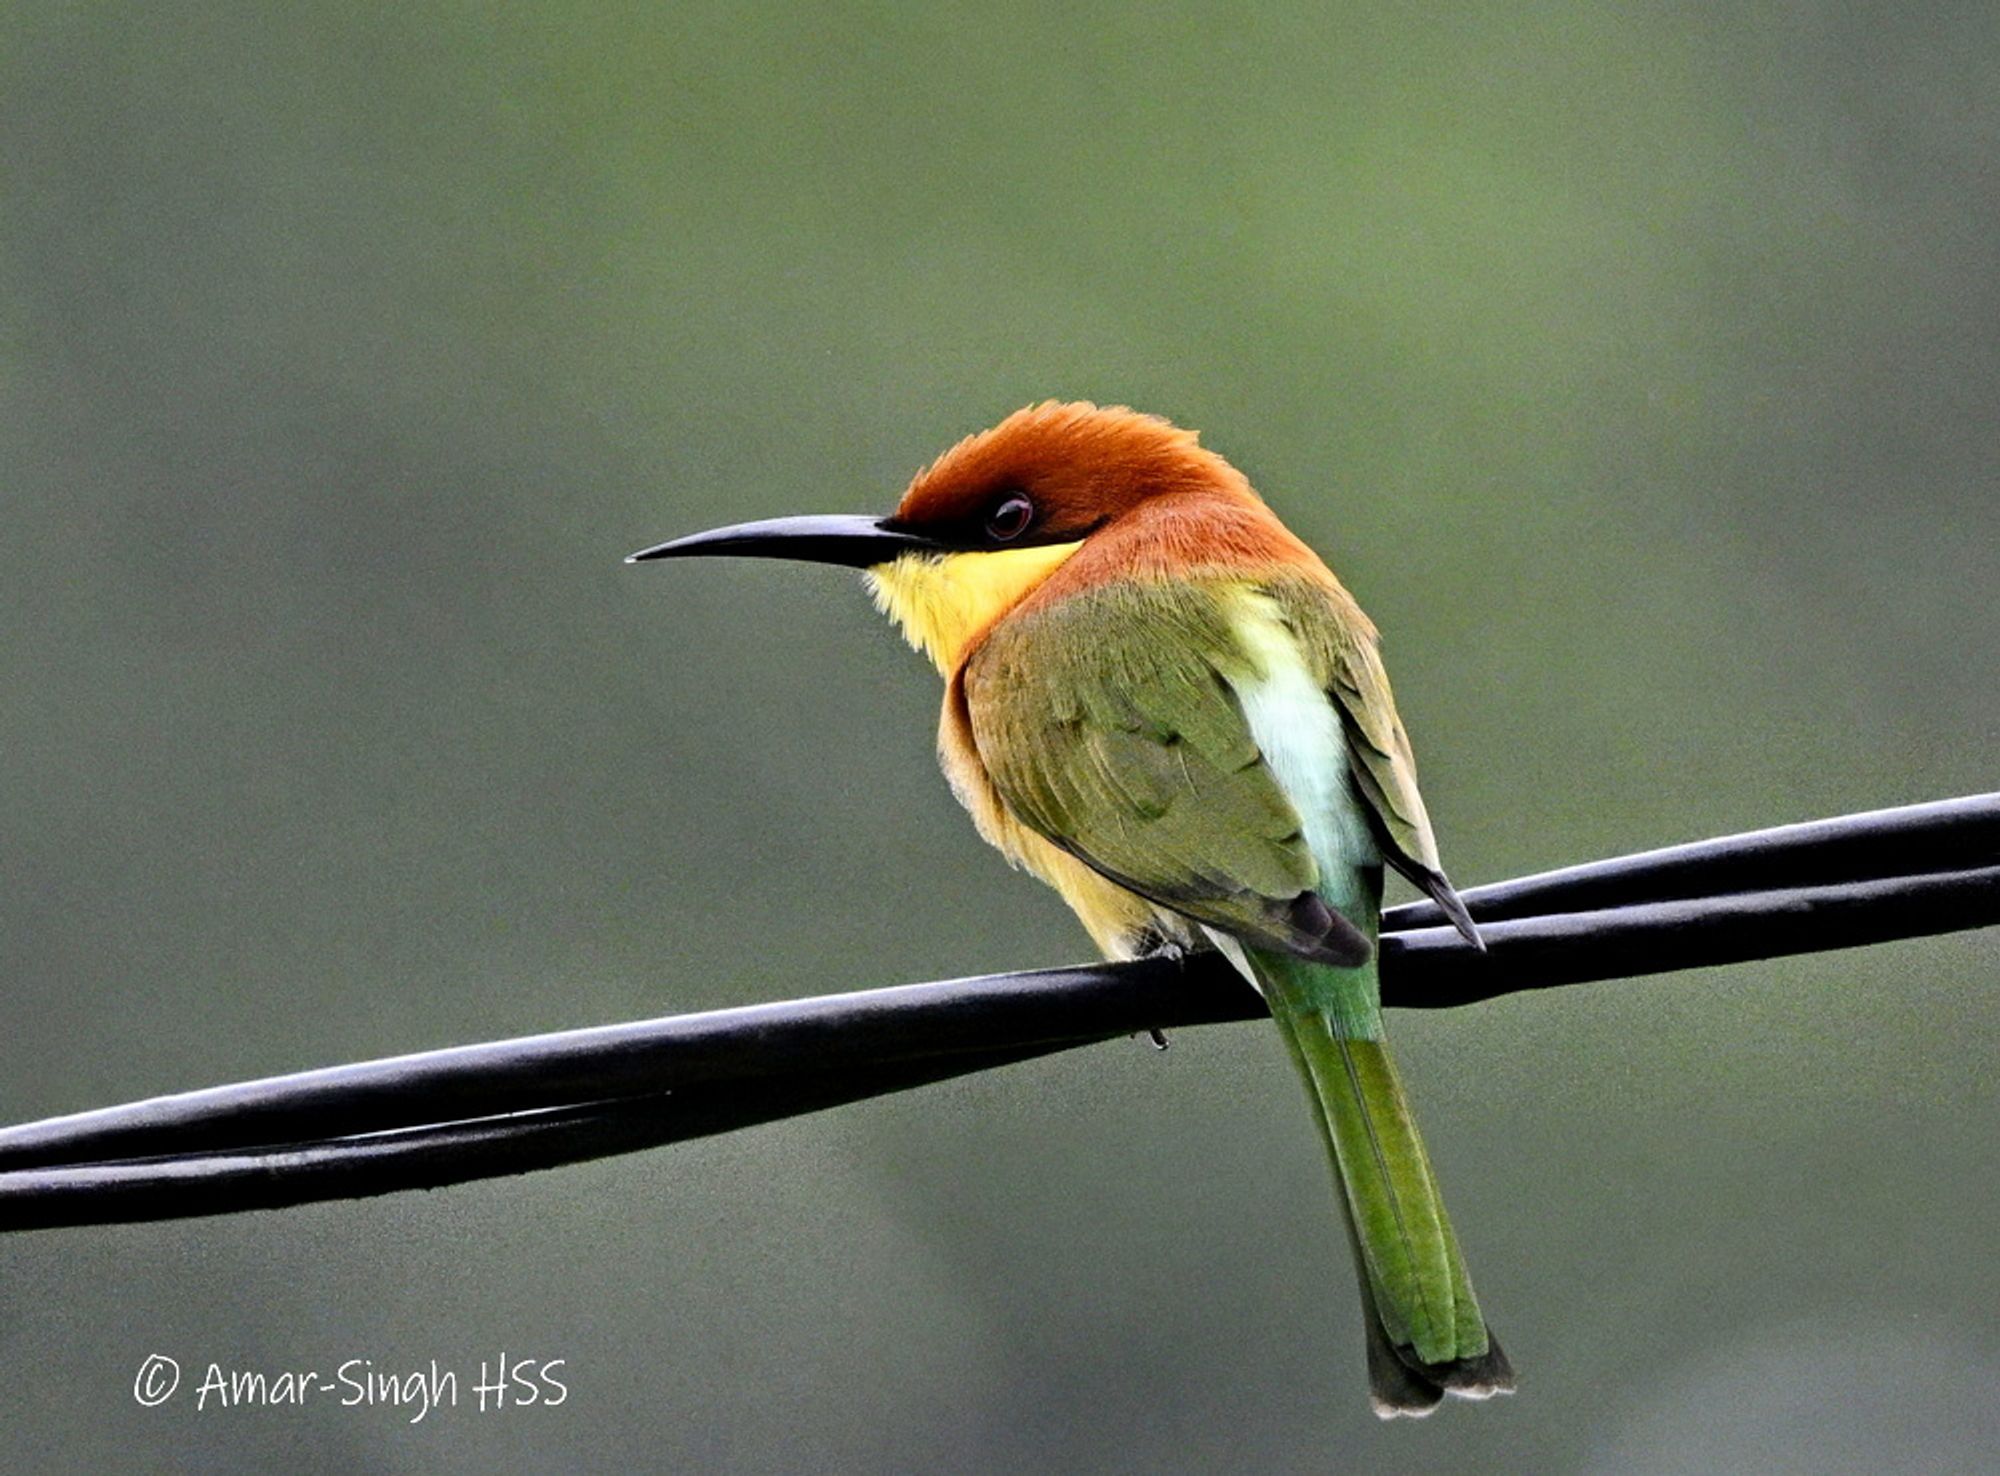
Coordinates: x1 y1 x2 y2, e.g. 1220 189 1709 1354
7 865 1997 1233
5 793 1993 1177
1 827 1994 1231
0 1046 1077 1234
1389 791 1999 928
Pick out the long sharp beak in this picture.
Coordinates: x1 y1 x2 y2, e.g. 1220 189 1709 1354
625 514 944 569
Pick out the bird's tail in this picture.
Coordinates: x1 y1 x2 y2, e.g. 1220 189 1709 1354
1249 947 1514 1418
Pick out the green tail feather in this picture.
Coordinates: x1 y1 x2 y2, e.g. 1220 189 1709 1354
1251 946 1514 1417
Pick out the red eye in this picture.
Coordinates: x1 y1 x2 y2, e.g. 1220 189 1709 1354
986 494 1034 542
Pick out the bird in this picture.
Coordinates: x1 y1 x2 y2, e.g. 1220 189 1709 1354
629 400 1513 1417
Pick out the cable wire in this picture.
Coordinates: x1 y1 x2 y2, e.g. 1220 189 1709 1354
2 795 1994 1232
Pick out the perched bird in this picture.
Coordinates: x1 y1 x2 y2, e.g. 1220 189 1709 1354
630 401 1513 1416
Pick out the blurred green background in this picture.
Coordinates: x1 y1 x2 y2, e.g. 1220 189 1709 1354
3 2 1996 1470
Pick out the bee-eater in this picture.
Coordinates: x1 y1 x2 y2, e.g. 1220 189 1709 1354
630 401 1513 1416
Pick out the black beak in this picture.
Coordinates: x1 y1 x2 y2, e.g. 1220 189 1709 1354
626 514 946 569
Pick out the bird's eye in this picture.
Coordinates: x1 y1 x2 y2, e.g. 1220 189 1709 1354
985 494 1034 542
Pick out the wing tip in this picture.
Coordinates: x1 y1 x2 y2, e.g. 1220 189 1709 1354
1422 867 1486 952
1284 891 1375 967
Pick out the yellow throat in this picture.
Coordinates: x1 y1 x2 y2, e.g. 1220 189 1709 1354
865 542 1083 673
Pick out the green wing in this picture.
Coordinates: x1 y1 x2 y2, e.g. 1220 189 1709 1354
1265 578 1482 944
965 572 1481 954
963 579 1366 962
